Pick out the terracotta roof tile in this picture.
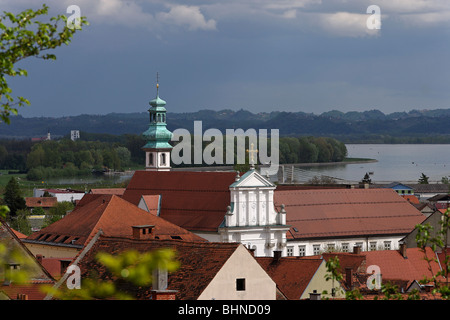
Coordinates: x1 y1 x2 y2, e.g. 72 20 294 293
122 171 237 231
89 188 125 195
275 189 426 239
25 197 57 208
256 257 323 300
76 235 240 300
361 247 443 284
139 195 160 216
26 194 206 247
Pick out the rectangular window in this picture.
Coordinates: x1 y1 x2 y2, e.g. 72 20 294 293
384 241 391 250
327 243 335 252
298 245 306 257
313 245 320 255
287 247 293 257
342 243 349 253
370 242 377 251
236 278 246 291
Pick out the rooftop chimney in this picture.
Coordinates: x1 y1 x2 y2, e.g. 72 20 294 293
16 293 28 300
132 225 155 240
309 290 321 300
273 250 282 262
399 242 407 259
150 267 177 300
345 268 353 289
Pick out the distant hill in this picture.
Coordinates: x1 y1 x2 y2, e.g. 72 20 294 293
3 108 450 142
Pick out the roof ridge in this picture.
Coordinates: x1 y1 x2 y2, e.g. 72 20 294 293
98 234 239 248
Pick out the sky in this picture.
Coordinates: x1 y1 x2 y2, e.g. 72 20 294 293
3 0 450 118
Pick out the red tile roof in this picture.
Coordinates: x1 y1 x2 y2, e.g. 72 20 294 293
402 195 420 204
139 195 160 216
76 235 241 300
274 189 426 239
89 188 125 195
256 257 323 300
362 247 443 284
0 281 54 300
26 194 206 247
122 171 237 232
12 228 27 239
25 197 57 208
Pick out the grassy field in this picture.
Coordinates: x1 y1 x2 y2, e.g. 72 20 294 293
0 170 131 198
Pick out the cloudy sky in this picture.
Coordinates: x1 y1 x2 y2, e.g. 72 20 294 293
4 0 450 118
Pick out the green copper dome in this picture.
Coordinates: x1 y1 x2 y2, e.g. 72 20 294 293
142 123 173 149
149 95 167 109
142 82 173 150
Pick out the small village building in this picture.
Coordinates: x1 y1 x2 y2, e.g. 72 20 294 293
25 197 57 211
383 182 414 196
33 188 85 203
408 183 450 201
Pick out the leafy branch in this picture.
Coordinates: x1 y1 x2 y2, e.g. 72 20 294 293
0 4 88 123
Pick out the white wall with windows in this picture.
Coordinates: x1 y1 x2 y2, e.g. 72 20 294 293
285 236 404 257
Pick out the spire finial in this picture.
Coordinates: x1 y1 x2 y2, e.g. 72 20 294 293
156 72 160 96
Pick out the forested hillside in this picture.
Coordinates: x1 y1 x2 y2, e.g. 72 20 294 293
3 108 450 143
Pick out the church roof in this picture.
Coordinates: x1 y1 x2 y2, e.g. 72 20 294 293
122 170 237 232
274 188 426 240
25 194 206 247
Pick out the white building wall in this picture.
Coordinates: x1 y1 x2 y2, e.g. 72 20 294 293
285 235 405 257
198 244 277 300
33 188 84 202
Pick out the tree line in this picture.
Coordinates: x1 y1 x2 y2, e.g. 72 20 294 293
0 133 347 180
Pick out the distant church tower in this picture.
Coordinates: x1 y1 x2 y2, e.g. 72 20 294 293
142 74 173 171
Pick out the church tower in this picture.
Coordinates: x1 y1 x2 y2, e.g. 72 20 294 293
142 75 173 171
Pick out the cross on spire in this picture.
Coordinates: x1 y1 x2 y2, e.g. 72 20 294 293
246 142 258 170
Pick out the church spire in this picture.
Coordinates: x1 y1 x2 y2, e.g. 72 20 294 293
142 74 173 171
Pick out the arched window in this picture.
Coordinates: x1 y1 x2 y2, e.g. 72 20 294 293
161 153 166 165
148 153 153 166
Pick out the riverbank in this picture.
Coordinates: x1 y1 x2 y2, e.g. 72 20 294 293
289 158 378 167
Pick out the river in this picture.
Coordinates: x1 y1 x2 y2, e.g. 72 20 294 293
298 144 450 184
45 144 450 186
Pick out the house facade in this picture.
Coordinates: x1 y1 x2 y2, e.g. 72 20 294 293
68 235 277 300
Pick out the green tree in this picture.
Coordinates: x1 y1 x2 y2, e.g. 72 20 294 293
115 147 131 168
361 172 372 184
26 145 45 169
9 208 31 236
323 256 344 298
418 173 429 184
3 177 26 217
0 5 88 123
